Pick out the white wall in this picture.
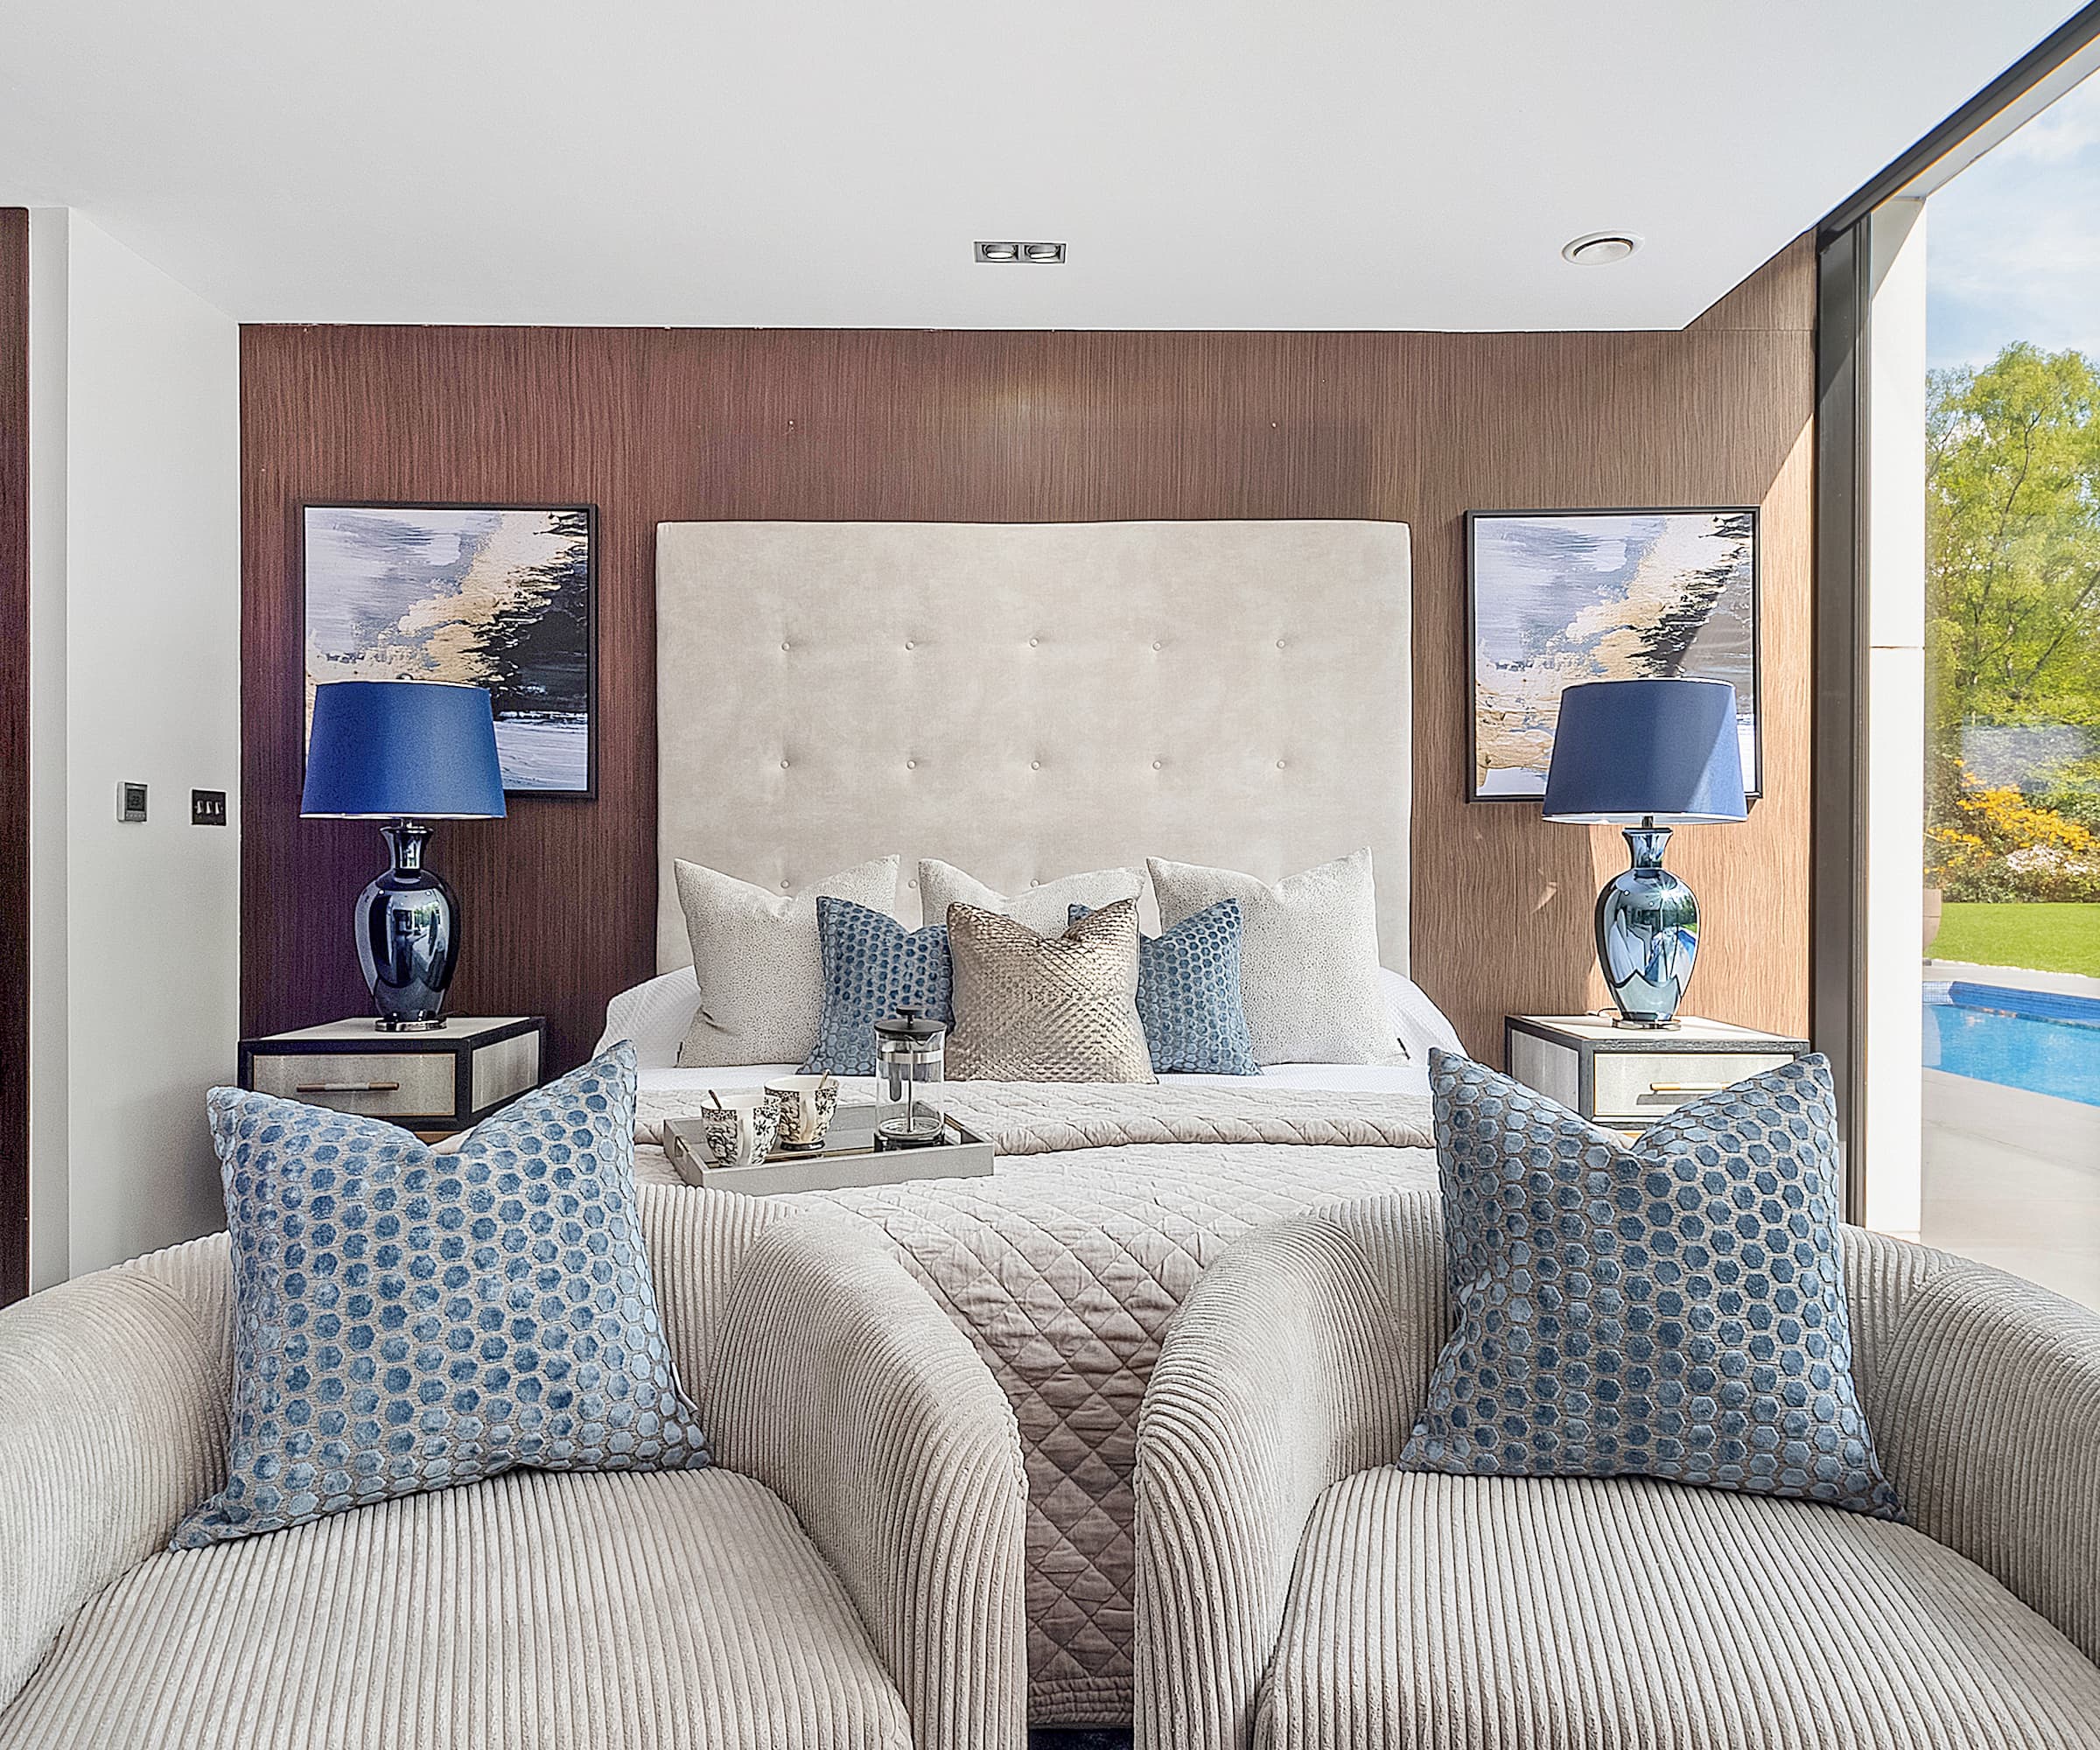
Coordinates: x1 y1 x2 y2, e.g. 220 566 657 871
26 211 241 1284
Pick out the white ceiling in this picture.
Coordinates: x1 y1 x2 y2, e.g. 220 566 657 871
0 1 2079 329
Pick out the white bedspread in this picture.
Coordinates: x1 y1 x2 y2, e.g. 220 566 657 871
632 1080 1438 1726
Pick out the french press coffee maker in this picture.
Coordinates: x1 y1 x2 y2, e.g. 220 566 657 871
872 1005 947 1148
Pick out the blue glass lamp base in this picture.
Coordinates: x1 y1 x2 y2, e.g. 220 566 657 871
1594 825 1700 1026
354 822 461 1032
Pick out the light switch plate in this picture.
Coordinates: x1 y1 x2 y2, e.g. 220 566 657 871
117 782 148 823
192 788 228 826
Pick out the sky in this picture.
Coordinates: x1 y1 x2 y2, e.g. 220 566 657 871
1928 69 2100 370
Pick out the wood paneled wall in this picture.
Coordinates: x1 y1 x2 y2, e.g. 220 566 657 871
241 238 1814 1073
1 210 29 1305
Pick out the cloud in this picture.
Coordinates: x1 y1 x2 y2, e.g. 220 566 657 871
1926 70 2100 369
1989 68 2100 164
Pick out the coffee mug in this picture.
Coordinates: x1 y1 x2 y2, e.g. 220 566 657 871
766 1074 839 1151
697 1090 780 1171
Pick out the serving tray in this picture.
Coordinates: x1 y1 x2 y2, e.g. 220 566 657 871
661 1102 996 1196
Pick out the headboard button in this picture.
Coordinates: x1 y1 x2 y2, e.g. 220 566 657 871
1030 760 1041 771
906 760 918 771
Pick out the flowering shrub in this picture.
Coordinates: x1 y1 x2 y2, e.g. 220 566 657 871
1927 766 2100 901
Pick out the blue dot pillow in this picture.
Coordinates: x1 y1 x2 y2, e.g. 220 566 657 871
1071 898 1257 1075
802 895 954 1077
175 1041 709 1548
1401 1049 1900 1519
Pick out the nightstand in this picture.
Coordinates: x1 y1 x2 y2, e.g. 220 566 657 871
238 1017 545 1137
1504 1013 1810 1132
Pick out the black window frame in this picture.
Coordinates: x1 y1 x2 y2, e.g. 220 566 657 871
1812 1 2100 1221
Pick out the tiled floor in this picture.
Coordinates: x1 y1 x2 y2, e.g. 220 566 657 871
1922 1067 2100 1311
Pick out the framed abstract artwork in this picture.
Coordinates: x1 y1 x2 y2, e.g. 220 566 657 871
1466 507 1760 803
303 502 598 797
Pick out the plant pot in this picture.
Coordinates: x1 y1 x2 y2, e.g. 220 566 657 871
1922 886 1943 955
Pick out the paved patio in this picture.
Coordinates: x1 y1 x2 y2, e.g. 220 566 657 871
1920 957 2100 1311
1922 1074 2100 1309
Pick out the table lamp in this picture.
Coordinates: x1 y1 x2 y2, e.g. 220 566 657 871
1541 677 1748 1027
301 681 507 1031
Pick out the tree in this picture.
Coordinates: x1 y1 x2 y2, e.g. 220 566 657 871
1927 343 2100 735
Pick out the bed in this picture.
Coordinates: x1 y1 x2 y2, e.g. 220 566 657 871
630 517 1443 1724
605 964 1452 1724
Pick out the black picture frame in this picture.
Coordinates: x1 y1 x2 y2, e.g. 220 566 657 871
300 500 599 800
1464 505 1762 805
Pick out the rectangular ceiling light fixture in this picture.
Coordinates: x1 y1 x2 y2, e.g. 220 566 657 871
975 242 1066 263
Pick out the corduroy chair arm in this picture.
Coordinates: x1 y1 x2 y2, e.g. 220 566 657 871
707 1212 1029 1750
1866 1249 2100 1666
0 1259 228 1713
1132 1213 1421 1750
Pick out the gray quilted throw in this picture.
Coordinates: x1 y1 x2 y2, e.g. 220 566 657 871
1404 1049 1901 1519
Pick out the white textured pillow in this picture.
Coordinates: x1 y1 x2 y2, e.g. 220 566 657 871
918 858 1144 937
1149 850 1403 1066
674 856 900 1067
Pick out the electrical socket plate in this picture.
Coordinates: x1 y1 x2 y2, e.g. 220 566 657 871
192 789 228 826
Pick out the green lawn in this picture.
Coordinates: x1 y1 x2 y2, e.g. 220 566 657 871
1928 901 2100 977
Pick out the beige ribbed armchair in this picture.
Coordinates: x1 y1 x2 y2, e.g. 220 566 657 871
0 1195 1030 1750
1133 1189 2100 1750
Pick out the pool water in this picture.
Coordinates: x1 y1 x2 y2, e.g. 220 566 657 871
1923 982 2100 1109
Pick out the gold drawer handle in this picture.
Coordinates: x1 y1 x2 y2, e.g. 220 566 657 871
296 1081 402 1094
1648 1081 1727 1095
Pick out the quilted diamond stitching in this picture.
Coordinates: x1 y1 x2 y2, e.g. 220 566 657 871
632 1080 1441 1718
947 900 1153 1082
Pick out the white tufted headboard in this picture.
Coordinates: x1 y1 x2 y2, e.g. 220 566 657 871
655 519 1413 971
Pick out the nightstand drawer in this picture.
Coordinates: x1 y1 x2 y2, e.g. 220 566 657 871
1504 1013 1811 1133
238 1017 545 1132
1592 1050 1798 1121
247 1050 455 1117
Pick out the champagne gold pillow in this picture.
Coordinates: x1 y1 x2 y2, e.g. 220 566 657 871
946 900 1154 1082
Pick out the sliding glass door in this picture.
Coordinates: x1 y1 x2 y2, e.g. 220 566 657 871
1821 18 2100 1309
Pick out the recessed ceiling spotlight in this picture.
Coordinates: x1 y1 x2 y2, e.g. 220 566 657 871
1562 232 1641 266
976 241 1066 263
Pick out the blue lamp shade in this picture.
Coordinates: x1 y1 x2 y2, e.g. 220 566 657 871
1541 679 1748 826
302 682 507 820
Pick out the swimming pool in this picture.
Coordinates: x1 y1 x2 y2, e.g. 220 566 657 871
1923 982 2100 1109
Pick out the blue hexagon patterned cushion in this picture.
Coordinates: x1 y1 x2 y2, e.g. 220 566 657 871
802 895 954 1077
1401 1049 1900 1519
1070 898 1257 1075
174 1041 709 1548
